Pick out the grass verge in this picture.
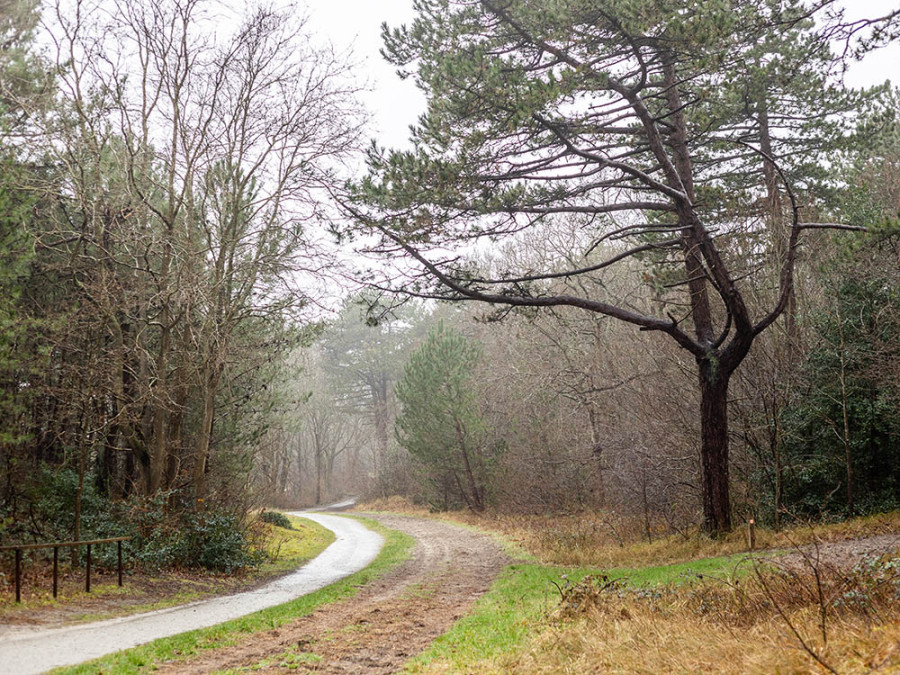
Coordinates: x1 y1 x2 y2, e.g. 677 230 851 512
256 514 335 576
406 552 748 673
52 517 414 674
403 510 900 673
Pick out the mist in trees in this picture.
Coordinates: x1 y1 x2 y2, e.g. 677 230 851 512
2 0 899 558
0 0 363 555
395 322 496 512
344 0 895 534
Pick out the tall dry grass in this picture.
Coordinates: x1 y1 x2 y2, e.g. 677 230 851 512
497 554 900 673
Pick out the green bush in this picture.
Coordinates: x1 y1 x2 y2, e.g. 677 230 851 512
259 510 293 529
177 511 265 573
129 503 264 573
20 466 264 573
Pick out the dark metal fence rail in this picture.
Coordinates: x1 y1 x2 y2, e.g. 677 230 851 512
0 537 131 603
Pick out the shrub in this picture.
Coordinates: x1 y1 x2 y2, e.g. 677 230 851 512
259 510 293 529
176 511 265 573
17 466 264 574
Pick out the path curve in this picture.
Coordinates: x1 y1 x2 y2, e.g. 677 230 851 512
0 513 383 675
154 513 510 674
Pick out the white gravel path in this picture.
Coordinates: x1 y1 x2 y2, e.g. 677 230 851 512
0 513 384 675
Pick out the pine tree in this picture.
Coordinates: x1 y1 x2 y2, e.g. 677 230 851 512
395 323 493 512
349 0 871 534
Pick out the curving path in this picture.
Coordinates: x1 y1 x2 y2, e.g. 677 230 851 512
0 513 383 675
153 513 510 674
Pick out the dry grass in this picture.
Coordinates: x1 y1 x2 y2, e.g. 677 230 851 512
498 610 900 673
358 495 431 515
361 498 900 672
490 555 900 674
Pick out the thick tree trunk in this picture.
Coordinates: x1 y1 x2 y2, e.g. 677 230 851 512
699 362 732 534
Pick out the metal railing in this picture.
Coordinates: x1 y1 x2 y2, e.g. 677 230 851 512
1 537 131 603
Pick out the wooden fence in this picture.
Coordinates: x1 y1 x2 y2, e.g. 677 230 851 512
0 537 131 603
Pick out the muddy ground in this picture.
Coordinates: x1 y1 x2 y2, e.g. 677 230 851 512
152 514 509 674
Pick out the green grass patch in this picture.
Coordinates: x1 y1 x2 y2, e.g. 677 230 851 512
53 517 413 675
257 514 335 576
406 552 752 672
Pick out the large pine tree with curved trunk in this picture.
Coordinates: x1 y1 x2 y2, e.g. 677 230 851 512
348 0 868 534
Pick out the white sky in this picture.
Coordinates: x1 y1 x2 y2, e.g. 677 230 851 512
306 0 425 150
307 0 899 150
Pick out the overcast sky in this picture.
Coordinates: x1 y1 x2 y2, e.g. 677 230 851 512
306 0 899 150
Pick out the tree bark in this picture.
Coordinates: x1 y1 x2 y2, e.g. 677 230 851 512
699 361 732 534
453 416 484 512
193 366 220 504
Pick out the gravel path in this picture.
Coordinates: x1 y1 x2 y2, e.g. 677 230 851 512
776 533 900 571
0 513 383 675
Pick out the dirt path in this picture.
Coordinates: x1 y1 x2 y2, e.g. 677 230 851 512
155 514 509 674
776 533 900 571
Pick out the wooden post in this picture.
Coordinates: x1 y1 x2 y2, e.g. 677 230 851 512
53 546 59 598
85 544 91 593
14 548 21 603
748 519 756 551
117 540 123 587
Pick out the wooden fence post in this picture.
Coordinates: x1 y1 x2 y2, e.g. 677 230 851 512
15 548 21 603
85 544 91 593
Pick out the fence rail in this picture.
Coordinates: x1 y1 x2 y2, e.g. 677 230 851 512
1 537 131 603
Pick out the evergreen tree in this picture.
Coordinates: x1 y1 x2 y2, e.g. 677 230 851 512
0 0 52 496
349 0 869 533
395 323 494 511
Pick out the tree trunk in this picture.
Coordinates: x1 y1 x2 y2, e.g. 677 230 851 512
315 448 323 505
193 367 220 504
453 417 484 512
149 306 170 494
699 362 732 534
587 405 605 505
773 413 783 530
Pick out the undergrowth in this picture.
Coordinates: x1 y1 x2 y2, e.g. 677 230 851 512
2 469 273 575
362 498 900 673
491 553 900 673
0 514 333 619
406 553 900 673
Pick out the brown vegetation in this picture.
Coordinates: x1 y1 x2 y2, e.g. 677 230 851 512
503 555 900 674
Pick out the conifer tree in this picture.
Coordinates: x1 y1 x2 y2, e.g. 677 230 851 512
349 0 869 533
395 323 492 512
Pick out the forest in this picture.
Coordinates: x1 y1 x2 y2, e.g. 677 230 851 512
1 0 899 573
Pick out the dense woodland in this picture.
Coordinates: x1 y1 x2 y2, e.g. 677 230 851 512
1 0 899 569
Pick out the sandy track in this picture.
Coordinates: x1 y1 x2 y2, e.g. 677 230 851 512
155 514 510 674
776 533 900 571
